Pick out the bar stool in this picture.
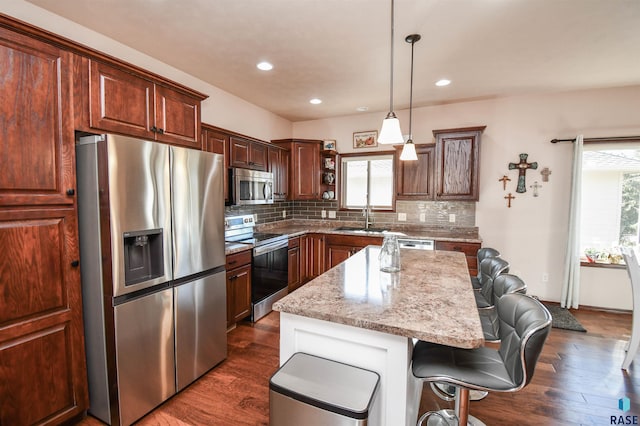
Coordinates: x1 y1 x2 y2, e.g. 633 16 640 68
471 248 501 290
413 294 552 426
474 257 510 307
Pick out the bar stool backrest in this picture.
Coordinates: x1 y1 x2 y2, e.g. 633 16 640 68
476 247 500 280
478 257 510 304
497 294 552 390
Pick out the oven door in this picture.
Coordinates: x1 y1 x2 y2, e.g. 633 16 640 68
251 239 288 321
232 168 274 205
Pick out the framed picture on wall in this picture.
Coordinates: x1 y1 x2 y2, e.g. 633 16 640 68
323 140 336 151
353 131 378 148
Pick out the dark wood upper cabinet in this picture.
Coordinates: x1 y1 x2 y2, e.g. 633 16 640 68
79 59 203 148
202 124 230 202
0 26 76 207
271 139 322 200
230 137 267 171
434 126 485 201
395 144 436 200
268 146 290 201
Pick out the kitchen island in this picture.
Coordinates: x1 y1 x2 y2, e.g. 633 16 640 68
272 246 484 426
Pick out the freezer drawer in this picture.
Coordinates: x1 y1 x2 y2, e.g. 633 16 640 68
114 289 175 426
175 269 227 391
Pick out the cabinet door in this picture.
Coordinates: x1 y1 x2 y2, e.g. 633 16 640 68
326 244 354 269
226 264 251 326
0 208 88 425
154 85 200 148
269 147 289 201
309 234 325 278
249 142 267 171
292 143 320 199
230 137 250 168
288 247 300 291
0 28 75 206
299 235 310 283
396 144 435 199
434 128 483 201
89 60 155 140
203 128 229 202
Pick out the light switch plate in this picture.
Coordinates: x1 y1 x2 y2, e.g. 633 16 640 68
419 213 426 222
328 211 337 219
321 210 327 218
398 213 407 221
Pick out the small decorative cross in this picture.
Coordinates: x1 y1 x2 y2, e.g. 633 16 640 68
498 175 511 191
530 181 542 197
540 167 552 182
504 192 515 208
508 153 538 193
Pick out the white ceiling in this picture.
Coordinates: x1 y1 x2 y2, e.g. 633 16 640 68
25 0 640 122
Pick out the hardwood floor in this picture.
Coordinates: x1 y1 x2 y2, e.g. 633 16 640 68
76 306 638 425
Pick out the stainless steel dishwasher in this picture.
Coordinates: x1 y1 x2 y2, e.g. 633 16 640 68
397 238 435 250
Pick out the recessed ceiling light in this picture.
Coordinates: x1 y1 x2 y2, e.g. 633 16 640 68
309 98 322 105
257 61 273 71
435 79 451 87
356 106 369 112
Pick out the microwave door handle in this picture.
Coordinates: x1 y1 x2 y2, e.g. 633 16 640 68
264 182 272 200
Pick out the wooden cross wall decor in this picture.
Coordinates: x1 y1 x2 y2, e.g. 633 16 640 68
508 153 538 193
498 175 511 190
540 167 552 182
504 192 515 208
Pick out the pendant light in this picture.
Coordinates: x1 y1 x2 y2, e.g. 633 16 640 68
400 33 420 161
378 0 404 144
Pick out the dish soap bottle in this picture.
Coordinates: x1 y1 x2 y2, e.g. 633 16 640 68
379 235 401 272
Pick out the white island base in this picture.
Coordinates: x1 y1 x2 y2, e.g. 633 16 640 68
279 312 422 426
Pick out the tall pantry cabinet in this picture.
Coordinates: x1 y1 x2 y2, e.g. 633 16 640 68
0 20 89 425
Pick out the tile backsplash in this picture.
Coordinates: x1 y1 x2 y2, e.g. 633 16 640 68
225 200 475 227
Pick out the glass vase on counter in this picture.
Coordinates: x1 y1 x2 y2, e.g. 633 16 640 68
379 235 401 272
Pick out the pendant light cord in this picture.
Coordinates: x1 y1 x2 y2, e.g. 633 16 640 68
389 0 395 113
409 36 414 139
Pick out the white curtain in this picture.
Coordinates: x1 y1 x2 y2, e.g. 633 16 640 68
561 135 584 308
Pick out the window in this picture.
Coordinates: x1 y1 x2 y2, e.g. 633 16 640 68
340 154 394 209
580 145 640 263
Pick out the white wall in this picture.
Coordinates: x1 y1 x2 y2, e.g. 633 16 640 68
294 86 640 308
2 0 293 142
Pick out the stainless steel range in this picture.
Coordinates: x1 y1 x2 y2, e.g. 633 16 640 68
225 215 288 322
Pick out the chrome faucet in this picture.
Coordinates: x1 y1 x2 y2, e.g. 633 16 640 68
363 204 373 229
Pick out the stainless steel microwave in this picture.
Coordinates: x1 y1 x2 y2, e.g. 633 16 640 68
231 168 274 205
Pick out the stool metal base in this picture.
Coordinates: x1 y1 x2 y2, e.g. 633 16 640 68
431 383 489 401
417 409 487 426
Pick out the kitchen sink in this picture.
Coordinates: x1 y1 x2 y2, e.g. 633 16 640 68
333 226 388 233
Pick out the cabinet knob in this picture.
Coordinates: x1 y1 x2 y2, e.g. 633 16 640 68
151 125 157 132
71 260 80 267
66 189 75 196
158 128 164 134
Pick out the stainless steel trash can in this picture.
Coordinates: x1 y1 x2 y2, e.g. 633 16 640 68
269 353 380 426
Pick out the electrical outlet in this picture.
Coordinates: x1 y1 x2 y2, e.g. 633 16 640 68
321 210 327 218
419 213 426 222
328 211 336 219
449 214 456 223
282 210 286 218
398 213 407 221
542 273 549 282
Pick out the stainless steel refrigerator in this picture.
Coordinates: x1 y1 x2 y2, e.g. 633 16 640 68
76 134 226 426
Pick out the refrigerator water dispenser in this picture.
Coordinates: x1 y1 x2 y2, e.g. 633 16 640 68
123 229 165 286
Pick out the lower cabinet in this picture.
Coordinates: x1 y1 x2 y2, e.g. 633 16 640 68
226 250 252 328
288 237 301 292
298 233 325 285
325 234 384 269
434 241 482 276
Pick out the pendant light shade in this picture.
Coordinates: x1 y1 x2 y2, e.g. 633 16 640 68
400 140 417 161
379 112 403 145
378 0 404 145
400 33 421 161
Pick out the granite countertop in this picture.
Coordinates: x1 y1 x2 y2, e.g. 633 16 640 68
258 219 482 243
273 246 484 349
